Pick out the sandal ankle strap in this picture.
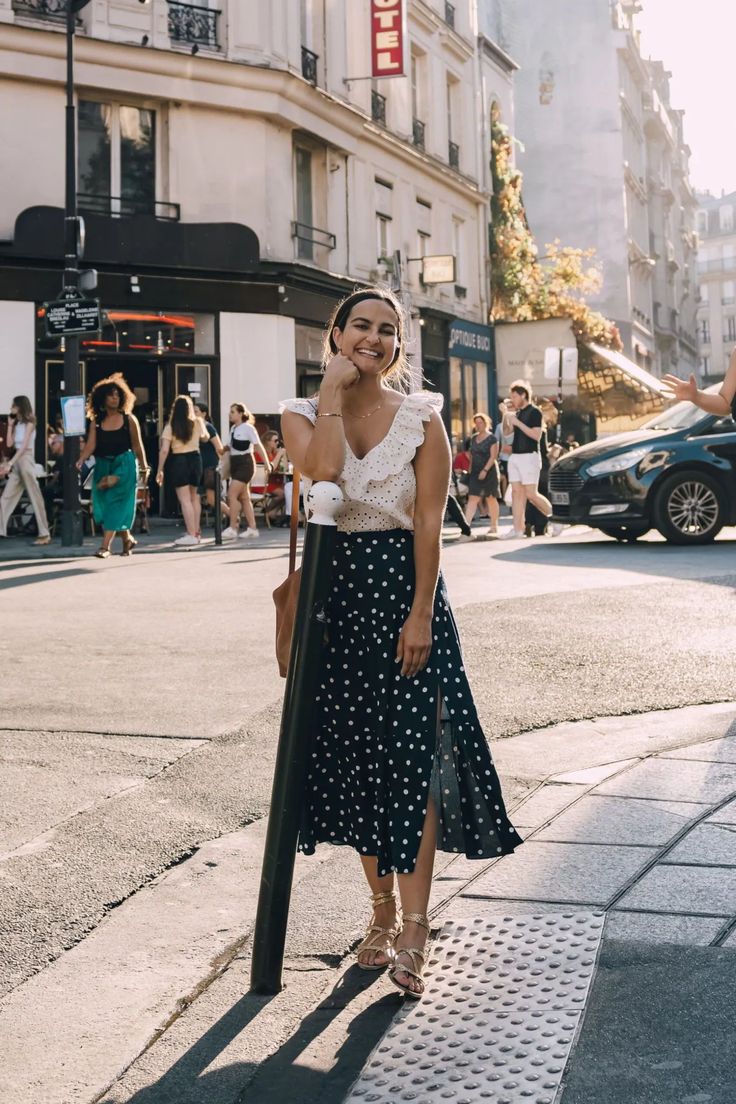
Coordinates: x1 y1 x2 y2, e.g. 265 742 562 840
370 890 397 908
402 912 429 931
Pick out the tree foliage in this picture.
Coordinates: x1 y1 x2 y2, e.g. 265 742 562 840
489 110 622 351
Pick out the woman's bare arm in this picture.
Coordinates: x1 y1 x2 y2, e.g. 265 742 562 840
396 412 451 678
663 351 736 417
77 422 97 467
280 356 359 482
128 415 148 471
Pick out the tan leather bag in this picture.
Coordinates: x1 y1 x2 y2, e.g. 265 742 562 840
272 470 301 678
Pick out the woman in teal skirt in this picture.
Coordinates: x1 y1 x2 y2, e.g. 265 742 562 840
77 374 149 557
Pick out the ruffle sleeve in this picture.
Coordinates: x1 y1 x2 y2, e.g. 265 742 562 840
342 390 444 500
278 397 318 424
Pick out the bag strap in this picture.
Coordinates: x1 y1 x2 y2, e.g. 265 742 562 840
288 469 300 575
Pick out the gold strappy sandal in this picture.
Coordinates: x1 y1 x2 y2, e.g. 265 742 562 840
388 912 430 999
355 890 401 972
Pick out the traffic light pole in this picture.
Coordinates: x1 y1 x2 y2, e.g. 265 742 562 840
60 1 87 547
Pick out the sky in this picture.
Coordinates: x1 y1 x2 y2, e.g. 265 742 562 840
636 0 736 196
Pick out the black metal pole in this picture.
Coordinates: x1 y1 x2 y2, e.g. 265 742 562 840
556 348 563 445
250 482 340 994
214 468 222 545
60 3 83 547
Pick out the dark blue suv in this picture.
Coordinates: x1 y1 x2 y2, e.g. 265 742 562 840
548 398 736 544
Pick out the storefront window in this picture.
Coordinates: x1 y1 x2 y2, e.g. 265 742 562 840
449 357 493 444
450 357 463 443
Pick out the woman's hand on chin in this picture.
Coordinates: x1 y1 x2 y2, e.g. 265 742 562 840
323 354 360 392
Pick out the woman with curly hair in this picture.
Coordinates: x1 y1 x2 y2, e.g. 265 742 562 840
156 394 209 547
77 373 148 558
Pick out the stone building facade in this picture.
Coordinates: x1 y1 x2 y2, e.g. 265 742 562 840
696 190 736 386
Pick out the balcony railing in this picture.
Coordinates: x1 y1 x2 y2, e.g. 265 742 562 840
291 221 336 251
444 1 455 28
301 46 318 85
12 0 68 19
79 194 181 221
167 2 220 48
371 90 386 126
412 117 425 150
448 140 459 170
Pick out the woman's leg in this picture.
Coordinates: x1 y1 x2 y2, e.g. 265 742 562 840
190 486 201 535
394 799 438 994
240 485 257 530
463 494 480 526
101 529 116 551
487 495 499 532
175 485 197 536
18 460 50 537
358 857 397 967
0 468 24 536
228 480 243 531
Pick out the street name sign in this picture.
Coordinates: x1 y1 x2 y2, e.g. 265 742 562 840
44 297 101 337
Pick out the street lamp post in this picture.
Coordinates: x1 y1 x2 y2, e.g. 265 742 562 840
60 0 92 547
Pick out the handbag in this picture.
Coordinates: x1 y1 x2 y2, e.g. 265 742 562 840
272 470 301 678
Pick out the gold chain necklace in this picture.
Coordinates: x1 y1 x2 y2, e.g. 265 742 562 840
343 400 385 420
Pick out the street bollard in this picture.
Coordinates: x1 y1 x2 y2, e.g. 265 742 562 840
214 469 223 545
250 481 342 994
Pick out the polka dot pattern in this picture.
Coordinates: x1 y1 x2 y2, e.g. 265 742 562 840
297 529 524 878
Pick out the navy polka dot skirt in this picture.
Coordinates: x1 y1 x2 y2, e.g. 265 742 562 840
299 529 523 877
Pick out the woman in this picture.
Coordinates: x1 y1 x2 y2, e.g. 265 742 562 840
77 374 148 557
262 430 289 524
280 287 521 1000
663 354 736 417
220 403 271 540
193 401 228 525
156 395 209 547
0 395 51 545
462 412 500 540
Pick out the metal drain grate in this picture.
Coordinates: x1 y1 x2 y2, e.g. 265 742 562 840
345 912 604 1104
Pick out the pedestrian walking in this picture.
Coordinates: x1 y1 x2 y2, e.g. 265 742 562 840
156 395 210 547
193 401 229 525
462 412 500 539
495 401 514 503
220 403 271 540
76 374 148 557
663 351 736 416
0 395 51 545
503 381 562 540
280 287 522 1000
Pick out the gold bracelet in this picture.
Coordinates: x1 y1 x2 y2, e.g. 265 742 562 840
316 412 343 418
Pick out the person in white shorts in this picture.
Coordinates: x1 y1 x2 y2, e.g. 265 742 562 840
503 381 561 539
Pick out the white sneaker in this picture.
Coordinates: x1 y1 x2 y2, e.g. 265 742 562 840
548 523 565 537
221 526 238 541
501 529 525 540
174 533 199 547
239 527 260 539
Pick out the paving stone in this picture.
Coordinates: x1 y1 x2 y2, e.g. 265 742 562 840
706 798 736 826
550 759 640 785
662 823 736 866
605 912 724 945
510 783 587 829
594 757 736 804
661 737 736 764
467 842 656 906
534 795 703 847
440 896 593 919
721 927 736 948
618 864 736 916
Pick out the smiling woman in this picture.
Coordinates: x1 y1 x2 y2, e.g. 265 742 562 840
278 287 522 1002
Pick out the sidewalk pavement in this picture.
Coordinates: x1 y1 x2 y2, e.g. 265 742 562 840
2 702 735 1104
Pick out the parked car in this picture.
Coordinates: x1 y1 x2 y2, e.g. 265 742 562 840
549 394 736 544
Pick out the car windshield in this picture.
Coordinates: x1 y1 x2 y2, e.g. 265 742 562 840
642 401 710 432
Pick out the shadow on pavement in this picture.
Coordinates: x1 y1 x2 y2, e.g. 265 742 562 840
0 566 93 589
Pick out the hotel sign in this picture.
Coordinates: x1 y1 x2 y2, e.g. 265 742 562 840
371 0 407 78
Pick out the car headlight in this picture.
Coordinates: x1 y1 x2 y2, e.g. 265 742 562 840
587 446 652 478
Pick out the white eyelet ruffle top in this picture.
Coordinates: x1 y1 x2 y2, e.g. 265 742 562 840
278 391 445 533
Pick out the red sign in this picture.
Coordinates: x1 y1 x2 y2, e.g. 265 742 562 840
371 0 406 79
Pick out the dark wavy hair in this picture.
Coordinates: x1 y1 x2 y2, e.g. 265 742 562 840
169 395 196 443
11 395 35 424
86 373 136 422
322 286 411 390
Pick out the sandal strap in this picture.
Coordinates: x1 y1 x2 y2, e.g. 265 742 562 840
402 912 430 932
370 890 396 908
357 923 400 952
390 947 425 982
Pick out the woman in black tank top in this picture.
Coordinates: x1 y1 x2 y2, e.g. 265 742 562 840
77 374 149 557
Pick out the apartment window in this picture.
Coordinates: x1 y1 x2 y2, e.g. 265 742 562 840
376 178 393 263
700 355 709 376
295 146 313 260
727 317 736 342
78 100 156 216
411 52 425 147
722 280 735 305
697 210 708 235
446 75 460 168
700 319 710 343
452 217 463 283
719 205 734 233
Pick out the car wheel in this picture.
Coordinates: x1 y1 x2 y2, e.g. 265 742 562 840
653 471 725 545
598 525 650 542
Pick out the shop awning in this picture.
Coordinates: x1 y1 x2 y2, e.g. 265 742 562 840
581 342 669 419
